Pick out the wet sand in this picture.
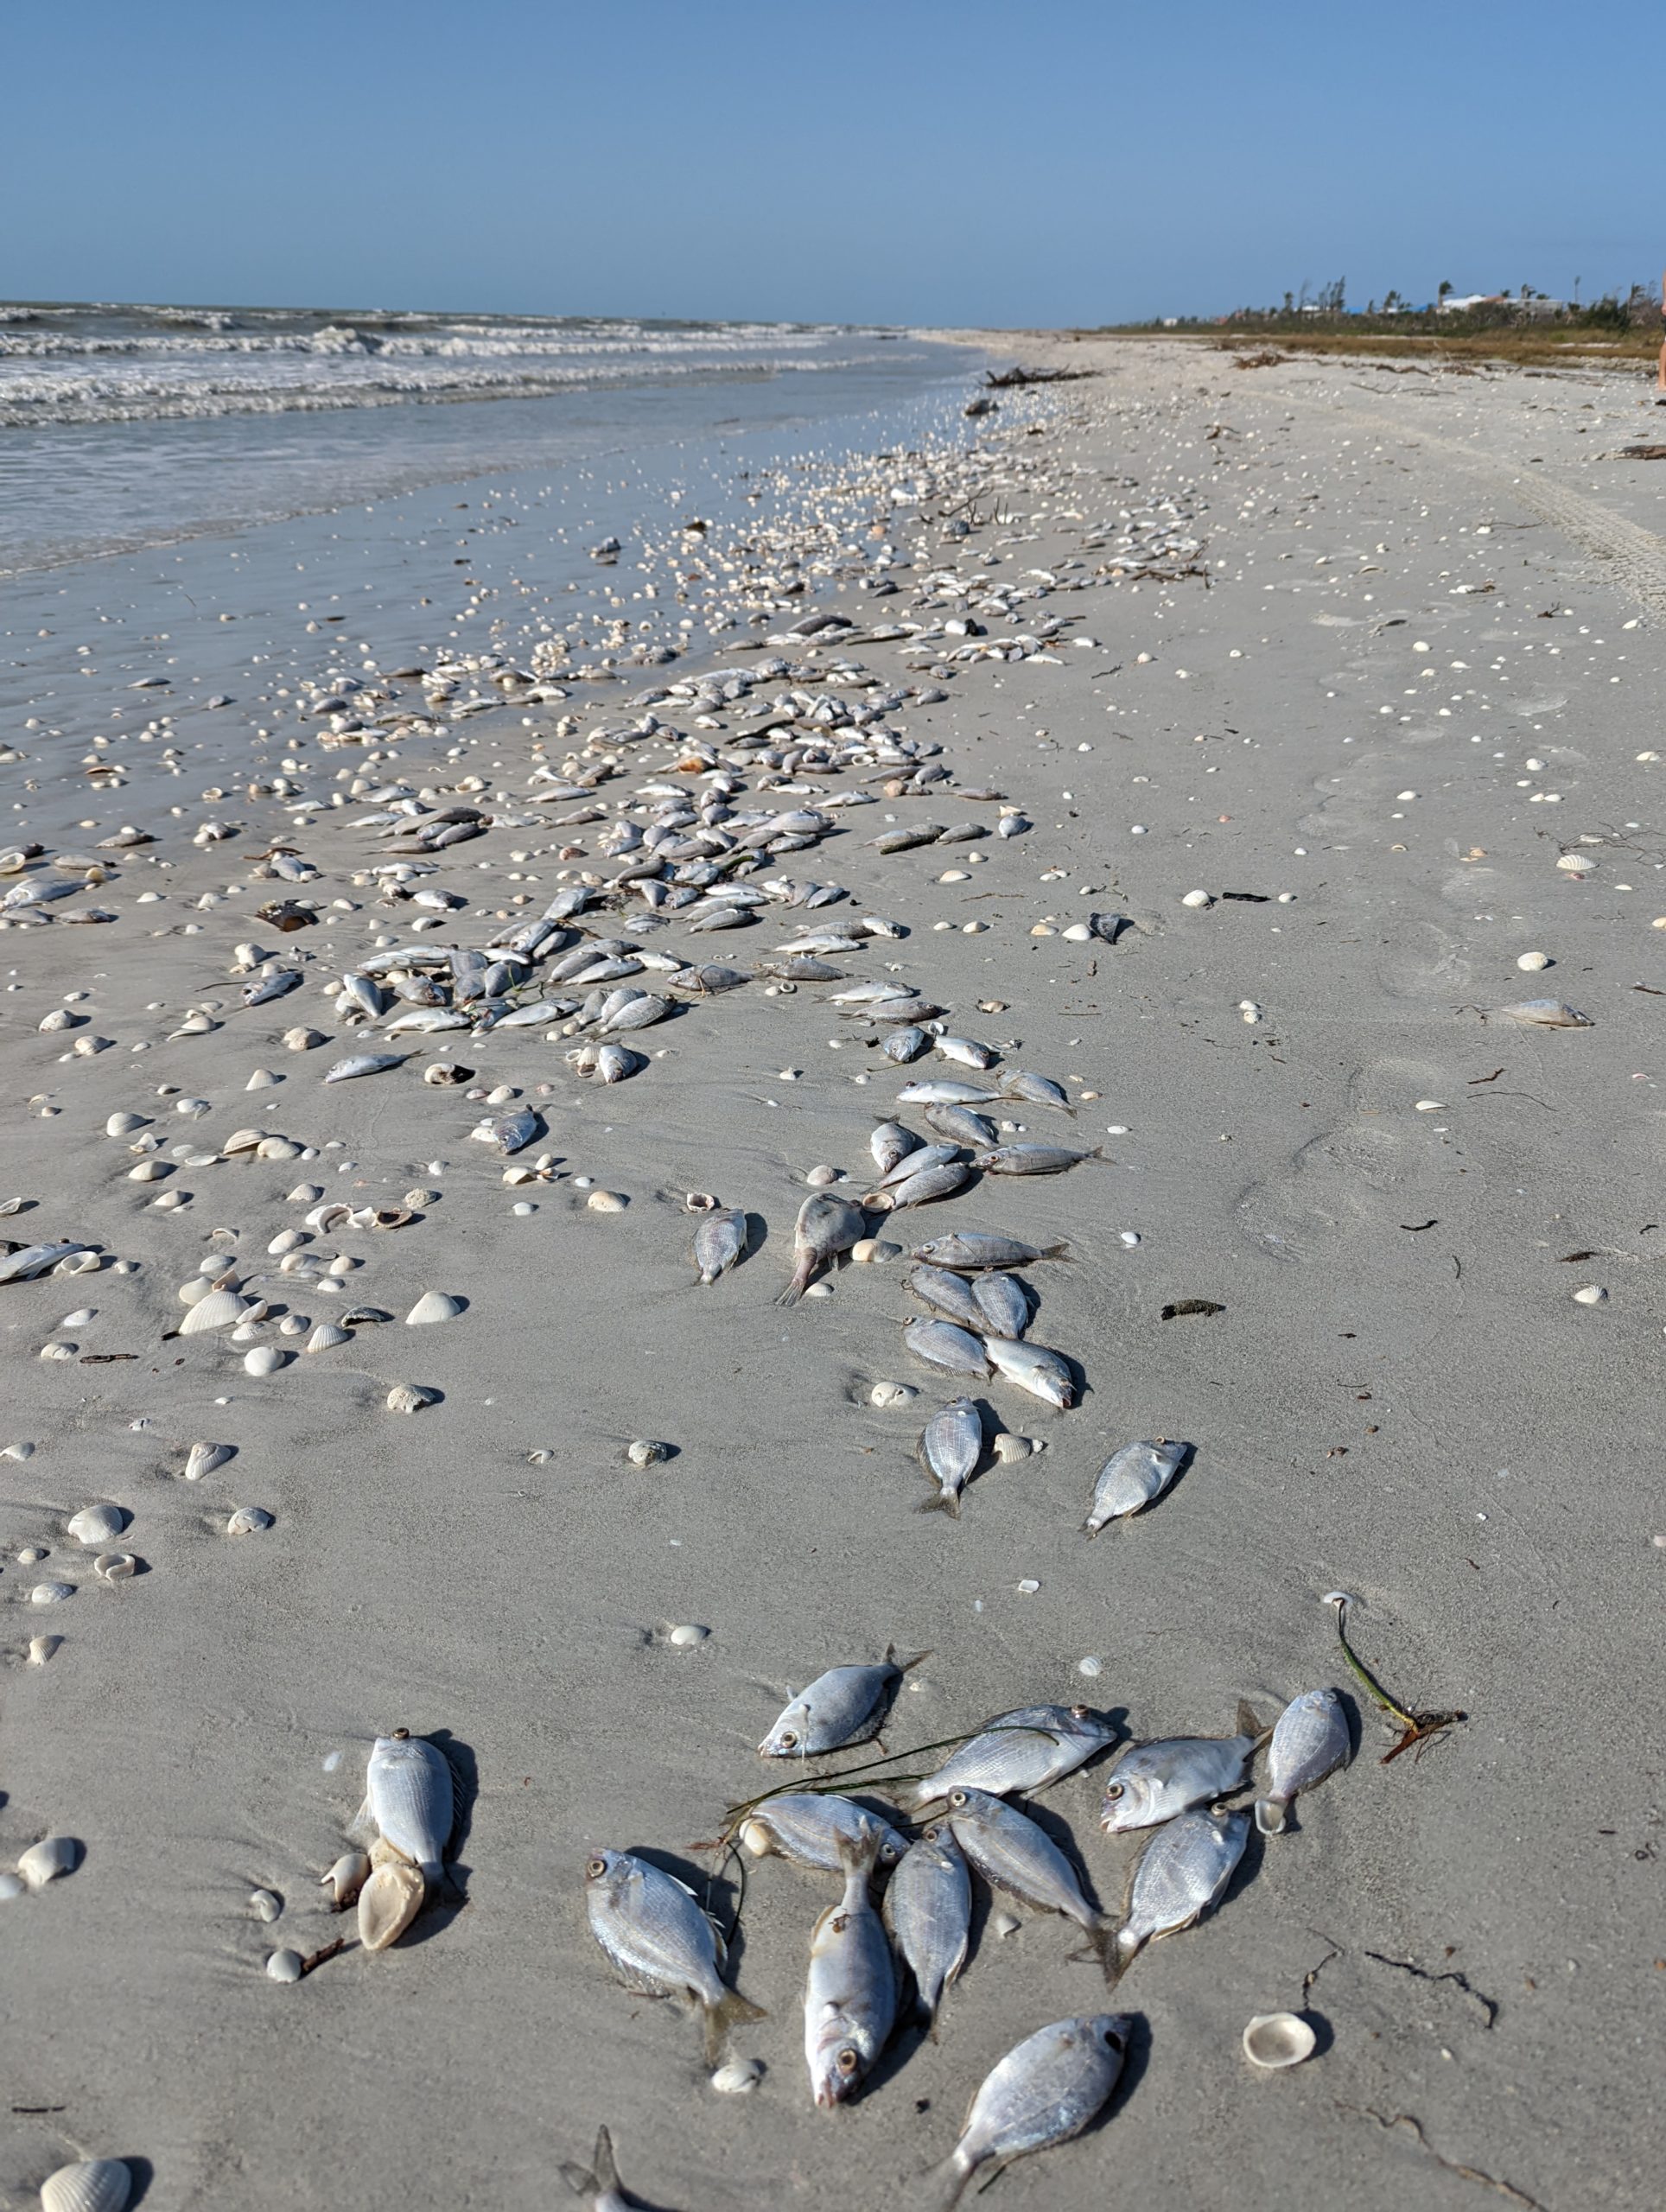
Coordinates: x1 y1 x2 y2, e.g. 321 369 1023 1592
3 337 1663 2211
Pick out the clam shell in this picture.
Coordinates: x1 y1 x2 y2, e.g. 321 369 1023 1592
306 1322 351 1353
385 1383 438 1414
357 1859 425 1951
30 1582 75 1605
18 1834 78 1889
67 1504 126 1546
183 1440 232 1482
243 1345 287 1376
1242 2012 1317 2069
40 2159 130 2212
321 1849 371 1908
266 1948 303 1982
226 1506 273 1535
405 1291 462 1325
178 1288 251 1336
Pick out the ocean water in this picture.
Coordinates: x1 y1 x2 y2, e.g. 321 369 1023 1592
0 302 981 574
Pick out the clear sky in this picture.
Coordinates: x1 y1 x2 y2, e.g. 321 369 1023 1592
5 0 1657 325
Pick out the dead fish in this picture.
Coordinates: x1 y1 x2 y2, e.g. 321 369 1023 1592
933 1034 998 1070
871 1141 960 1191
242 969 302 1007
873 824 944 853
737 1792 908 1874
883 1026 931 1064
595 1042 639 1084
984 1337 1075 1409
694 1207 748 1285
1108 1807 1249 1980
389 969 446 1007
1084 1440 1189 1533
1100 1708 1265 1834
885 1824 970 2027
760 1652 910 1758
754 957 848 982
360 1730 454 1885
846 996 945 1027
897 1078 1000 1107
906 1266 984 1330
865 1160 971 1212
998 1069 1073 1110
490 1107 541 1155
904 1318 992 1378
684 963 751 994
601 992 671 1033
1495 998 1592 1027
974 1144 1103 1176
804 1827 896 2107
779 1194 867 1305
559 2126 632 2212
324 1052 409 1083
911 1707 1116 1808
970 1272 1028 1338
923 1103 998 1147
685 906 750 932
870 1122 921 1176
1255 1688 1351 1835
912 1233 1070 1272
944 1787 1106 1952
925 2014 1130 2209
585 1848 764 2063
917 1396 983 1516
338 971 387 1018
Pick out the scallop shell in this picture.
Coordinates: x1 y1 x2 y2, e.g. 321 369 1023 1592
1242 2012 1317 2069
28 1634 59 1664
183 1440 232 1482
40 2158 131 2212
357 1859 425 1951
321 1850 371 1908
405 1292 462 1325
18 1834 78 1890
306 1323 350 1353
178 1289 251 1336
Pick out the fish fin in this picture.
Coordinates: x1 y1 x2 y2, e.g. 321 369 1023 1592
919 2154 978 2212
894 1645 934 1676
1079 1921 1137 1985
557 2161 595 2198
703 1985 767 2065
1237 1698 1275 1746
1255 1795 1289 1836
912 1490 959 1520
774 1277 804 1308
590 2127 620 2194
1043 1241 1073 1261
1080 1515 1102 1539
347 1796 375 1843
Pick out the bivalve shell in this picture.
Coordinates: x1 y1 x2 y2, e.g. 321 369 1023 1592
306 1322 351 1353
18 1834 79 1890
67 1505 126 1546
405 1291 463 1325
31 1582 75 1605
40 2159 131 2212
243 1345 287 1376
357 1859 425 1951
386 1383 439 1414
93 1551 137 1580
321 1850 371 1908
183 1440 232 1482
1242 2012 1317 2069
226 1506 274 1535
178 1288 251 1336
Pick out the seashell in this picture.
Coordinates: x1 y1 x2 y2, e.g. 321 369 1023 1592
171 1009 215 1036
305 1203 351 1232
405 1291 463 1325
67 1504 126 1546
4 1440 37 1459
258 1137 302 1160
226 1506 274 1535
804 1163 839 1187
178 1288 251 1336
684 1192 718 1211
851 1238 901 1264
665 1623 709 1648
28 1634 60 1663
626 1439 668 1466
341 1306 392 1326
183 1440 232 1482
39 2159 131 2212
220 1127 264 1155
321 1850 371 1908
105 1112 147 1135
267 1229 306 1255
93 1552 137 1580
1516 950 1551 971
1180 888 1214 908
1497 998 1591 1027
868 1381 917 1408
17 1543 48 1564
1573 1284 1607 1306
357 1859 425 1952
306 1322 350 1353
266 1948 303 1982
991 1432 1033 1463
31 1582 74 1605
404 1189 440 1208
245 1068 280 1090
244 1345 287 1376
710 2057 763 2094
18 1834 79 1889
128 1160 170 1182
282 1026 327 1051
289 1183 325 1204
250 1888 282 1923
0 1871 22 1898
423 1060 473 1085
587 1191 626 1212
386 1382 438 1414
1242 2012 1317 2069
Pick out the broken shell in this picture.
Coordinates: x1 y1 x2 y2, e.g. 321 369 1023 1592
423 1060 472 1086
67 1504 126 1546
226 1506 274 1535
386 1382 439 1414
184 1440 232 1482
321 1850 371 1909
266 1948 303 1983
357 1859 425 1952
18 1834 78 1889
868 1381 917 1408
40 2160 131 2212
405 1291 463 1325
684 1192 718 1211
626 1439 669 1466
710 2057 763 2094
0 1872 21 1899
1242 2012 1317 2069
250 1888 282 1923
93 1551 137 1580
244 1345 287 1376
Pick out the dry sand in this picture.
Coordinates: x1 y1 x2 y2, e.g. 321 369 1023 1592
4 337 1663 2210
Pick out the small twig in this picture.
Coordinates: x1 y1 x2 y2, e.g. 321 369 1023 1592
1328 1596 1466 1762
299 1936 347 1977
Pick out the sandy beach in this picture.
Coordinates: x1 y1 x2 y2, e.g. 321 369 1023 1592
3 333 1663 2211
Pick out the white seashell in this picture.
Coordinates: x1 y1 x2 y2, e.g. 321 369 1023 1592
18 1834 78 1889
39 2158 131 2212
306 1322 350 1353
710 2057 763 2094
989 1910 1021 1938
39 1007 74 1032
67 1504 126 1546
244 1345 287 1376
31 1582 74 1605
258 1137 302 1160
1414 1099 1446 1112
28 1634 59 1664
283 1026 326 1051
1062 922 1093 942
128 1160 169 1182
665 1624 709 1647
17 1545 48 1564
105 1112 147 1135
1076 1654 1103 1677
178 1288 251 1336
321 1850 371 1908
0 1871 22 1898
250 1888 282 1923
357 1859 425 1951
60 1307 94 1327
226 1506 274 1535
1243 2012 1317 2069
869 1381 917 1408
804 1163 839 1186
1555 852 1593 874
220 1127 264 1155
626 1439 669 1466
405 1291 462 1325
245 1068 280 1089
1517 950 1551 971
93 1552 137 1580
851 1238 900 1264
4 1440 36 1459
991 1432 1033 1464
1181 888 1214 908
512 1201 535 1217
266 1948 303 1982
39 1343 78 1361
288 1184 325 1204
587 1191 626 1212
267 1229 306 1255
386 1382 438 1414
184 1440 232 1482
1573 1284 1608 1306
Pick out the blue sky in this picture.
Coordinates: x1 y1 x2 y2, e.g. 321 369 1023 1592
5 0 1657 324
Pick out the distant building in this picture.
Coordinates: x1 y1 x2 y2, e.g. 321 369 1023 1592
1437 293 1502 314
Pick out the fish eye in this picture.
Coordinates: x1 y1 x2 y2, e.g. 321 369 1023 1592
1103 1783 1123 1800
779 1730 798 1749
949 1790 968 1808
586 1856 607 1878
923 1825 940 1841
836 2047 861 2075
1070 1705 1091 1720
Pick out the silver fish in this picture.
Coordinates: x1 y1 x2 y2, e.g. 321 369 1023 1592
242 969 301 1007
870 1141 960 1191
896 1078 1000 1106
779 1193 867 1305
974 1144 1102 1176
362 1731 454 1882
1256 1688 1351 1835
885 1824 970 2027
737 1792 908 1874
804 1828 896 2107
1100 1709 1264 1834
934 1034 998 1070
918 1396 983 1516
1497 998 1592 1027
389 969 445 1007
912 1707 1116 1808
997 1068 1073 1109
970 1272 1028 1338
911 1233 1070 1272
944 1787 1104 1948
925 2014 1130 2209
984 1336 1074 1409
904 1318 992 1378
868 1160 971 1212
847 996 944 1027
1109 1807 1249 1979
595 1042 638 1084
924 1102 998 1147
490 1107 541 1155
584 1848 764 2063
693 1207 748 1285
907 1265 984 1330
602 993 671 1033
338 971 387 1017
324 1052 408 1083
870 1122 920 1175
883 1026 930 1064
760 1654 906 1758
559 2126 631 2212
1084 1440 1189 1533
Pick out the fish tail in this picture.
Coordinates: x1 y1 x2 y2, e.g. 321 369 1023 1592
1080 1514 1102 1539
590 2126 620 2194
703 1986 767 2066
1255 1794 1289 1836
914 1489 961 1518
1237 1698 1275 1746
1043 1241 1073 1261
919 2153 977 2212
775 1268 807 1307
